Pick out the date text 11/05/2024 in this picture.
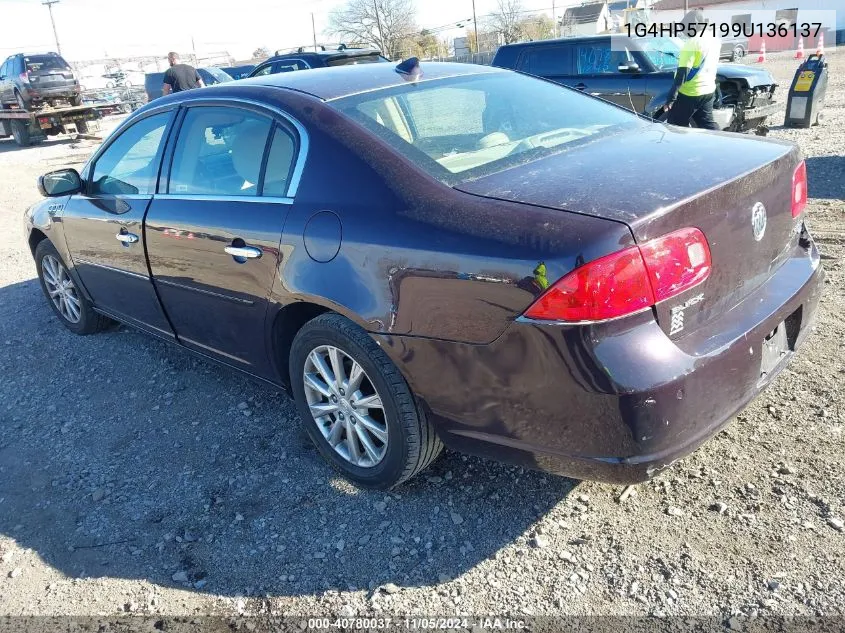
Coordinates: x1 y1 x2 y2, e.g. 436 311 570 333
628 21 824 39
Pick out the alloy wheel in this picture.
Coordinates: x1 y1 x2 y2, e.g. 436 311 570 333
41 254 82 323
302 345 388 468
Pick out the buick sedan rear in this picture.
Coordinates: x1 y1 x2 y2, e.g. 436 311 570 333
25 63 823 488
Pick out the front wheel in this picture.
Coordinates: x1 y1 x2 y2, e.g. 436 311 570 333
35 240 112 335
289 313 443 489
731 45 745 62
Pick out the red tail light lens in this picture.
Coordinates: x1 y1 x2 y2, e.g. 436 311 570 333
639 227 711 302
523 246 654 322
524 227 711 323
791 161 807 218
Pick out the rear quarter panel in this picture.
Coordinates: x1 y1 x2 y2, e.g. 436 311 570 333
259 88 635 345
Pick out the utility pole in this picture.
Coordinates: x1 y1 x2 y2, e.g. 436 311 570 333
42 0 62 55
373 0 384 55
471 0 479 53
312 13 318 52
552 0 556 38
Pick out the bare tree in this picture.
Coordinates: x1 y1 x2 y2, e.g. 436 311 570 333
252 46 270 60
488 0 525 45
327 0 417 60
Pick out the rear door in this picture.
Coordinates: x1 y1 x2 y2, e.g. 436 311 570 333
61 109 176 338
0 59 11 104
517 44 575 87
144 102 302 376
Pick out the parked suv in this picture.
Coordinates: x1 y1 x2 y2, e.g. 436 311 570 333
248 47 387 78
493 35 778 133
0 52 82 110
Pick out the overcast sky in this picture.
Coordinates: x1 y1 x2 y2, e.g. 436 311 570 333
0 0 571 62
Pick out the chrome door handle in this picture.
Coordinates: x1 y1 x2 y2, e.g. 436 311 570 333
115 231 139 244
224 245 262 259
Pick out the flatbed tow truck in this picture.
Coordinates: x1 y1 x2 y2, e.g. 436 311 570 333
0 103 104 147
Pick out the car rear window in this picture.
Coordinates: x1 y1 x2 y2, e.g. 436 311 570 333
331 71 642 185
327 54 387 67
25 55 70 72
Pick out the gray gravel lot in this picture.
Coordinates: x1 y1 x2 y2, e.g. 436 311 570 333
0 50 843 619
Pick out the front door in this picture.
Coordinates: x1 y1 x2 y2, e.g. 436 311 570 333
144 103 300 376
61 109 176 338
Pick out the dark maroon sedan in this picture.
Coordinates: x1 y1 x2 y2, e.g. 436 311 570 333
24 62 823 489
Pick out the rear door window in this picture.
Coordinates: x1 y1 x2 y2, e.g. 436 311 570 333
168 107 273 197
25 55 70 72
521 46 574 76
277 60 310 72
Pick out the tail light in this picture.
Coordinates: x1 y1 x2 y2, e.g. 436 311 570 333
791 161 807 218
523 228 711 323
19 72 29 83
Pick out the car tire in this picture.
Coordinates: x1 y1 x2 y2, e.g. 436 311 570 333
289 313 443 489
10 119 31 147
35 240 112 335
14 90 31 111
70 94 83 106
731 45 745 62
76 120 89 134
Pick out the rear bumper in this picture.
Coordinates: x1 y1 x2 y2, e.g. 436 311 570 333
375 231 824 484
26 84 79 100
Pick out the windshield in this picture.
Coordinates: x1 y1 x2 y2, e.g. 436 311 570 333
327 54 389 67
25 55 70 72
637 37 681 70
332 72 642 184
201 67 232 84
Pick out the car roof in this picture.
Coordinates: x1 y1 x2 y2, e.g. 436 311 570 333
238 61 506 102
499 34 627 48
268 49 382 61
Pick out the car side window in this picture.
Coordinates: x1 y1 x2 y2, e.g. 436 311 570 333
523 47 573 76
252 64 274 76
575 44 631 74
168 107 272 197
262 126 297 197
90 112 171 196
278 60 309 72
0 60 7 78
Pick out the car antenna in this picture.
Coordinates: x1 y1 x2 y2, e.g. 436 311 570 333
395 57 422 82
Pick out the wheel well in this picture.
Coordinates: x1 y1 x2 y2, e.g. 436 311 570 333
272 302 330 388
28 229 48 256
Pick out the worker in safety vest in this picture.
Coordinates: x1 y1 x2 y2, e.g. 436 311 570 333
665 9 721 130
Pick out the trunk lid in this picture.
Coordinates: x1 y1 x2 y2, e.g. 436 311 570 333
25 55 75 89
456 125 802 338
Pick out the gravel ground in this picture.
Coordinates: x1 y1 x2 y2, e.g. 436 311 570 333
0 49 843 621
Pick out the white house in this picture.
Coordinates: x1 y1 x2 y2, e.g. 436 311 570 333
561 2 613 36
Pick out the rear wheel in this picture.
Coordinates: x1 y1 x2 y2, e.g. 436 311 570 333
731 45 745 62
290 313 443 489
70 93 83 106
10 120 31 147
35 240 111 335
76 120 89 134
15 90 30 111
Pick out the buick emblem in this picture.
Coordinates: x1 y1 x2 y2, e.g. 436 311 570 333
751 202 767 241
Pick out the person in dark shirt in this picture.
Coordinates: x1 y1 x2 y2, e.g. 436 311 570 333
162 52 204 95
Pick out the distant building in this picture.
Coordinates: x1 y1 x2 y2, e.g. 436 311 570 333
560 2 613 36
649 0 842 50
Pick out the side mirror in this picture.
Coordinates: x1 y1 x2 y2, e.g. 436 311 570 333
38 168 82 197
618 62 641 73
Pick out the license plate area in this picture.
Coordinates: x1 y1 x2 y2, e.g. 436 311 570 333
760 322 789 378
